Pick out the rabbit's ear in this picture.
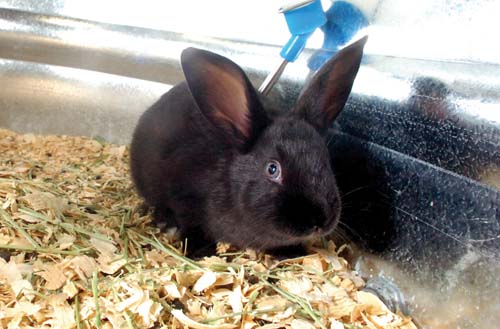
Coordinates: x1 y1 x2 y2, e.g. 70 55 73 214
292 36 367 133
181 48 269 150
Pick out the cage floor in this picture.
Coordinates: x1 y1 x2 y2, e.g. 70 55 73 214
0 129 416 328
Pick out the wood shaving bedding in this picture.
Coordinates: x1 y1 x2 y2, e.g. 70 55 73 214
0 128 416 328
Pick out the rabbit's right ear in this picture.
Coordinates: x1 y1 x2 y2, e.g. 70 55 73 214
181 48 269 151
292 36 367 133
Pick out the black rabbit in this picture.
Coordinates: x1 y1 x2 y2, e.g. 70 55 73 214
130 36 367 257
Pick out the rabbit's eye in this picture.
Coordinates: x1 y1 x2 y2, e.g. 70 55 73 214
265 160 282 183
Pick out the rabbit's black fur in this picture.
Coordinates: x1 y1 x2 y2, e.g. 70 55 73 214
130 37 367 257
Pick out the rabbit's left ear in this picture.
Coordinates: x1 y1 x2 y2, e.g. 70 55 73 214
292 36 367 133
181 48 270 151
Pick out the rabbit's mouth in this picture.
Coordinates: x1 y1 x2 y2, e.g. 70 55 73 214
276 191 340 238
303 215 340 240
274 217 338 244
321 210 341 236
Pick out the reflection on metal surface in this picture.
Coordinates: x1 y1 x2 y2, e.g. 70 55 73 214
0 58 167 142
343 61 500 185
0 7 307 87
0 7 309 142
2 0 500 64
0 2 499 329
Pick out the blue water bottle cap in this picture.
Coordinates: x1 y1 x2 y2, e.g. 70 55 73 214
279 0 326 62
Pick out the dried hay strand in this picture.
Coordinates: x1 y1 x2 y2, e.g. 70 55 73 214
0 128 416 328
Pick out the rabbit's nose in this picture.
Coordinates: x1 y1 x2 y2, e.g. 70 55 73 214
320 212 340 233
